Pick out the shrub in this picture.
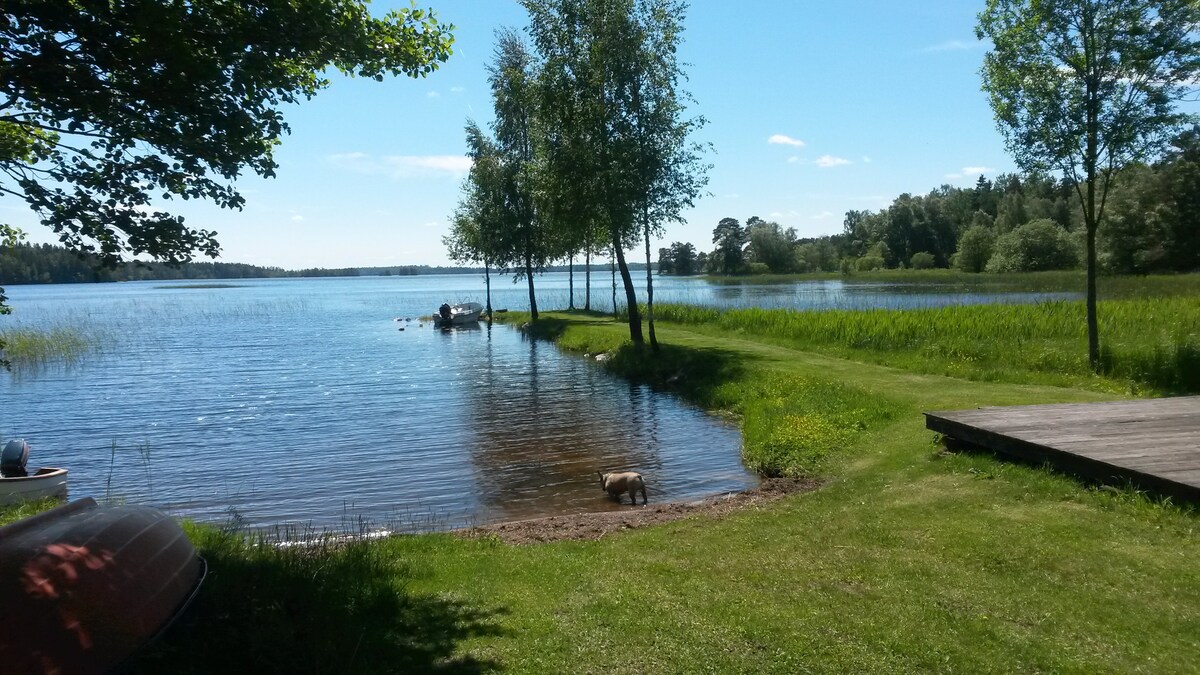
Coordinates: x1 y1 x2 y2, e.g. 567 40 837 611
748 262 771 275
856 256 884 272
986 219 1078 272
956 224 996 273
910 252 936 269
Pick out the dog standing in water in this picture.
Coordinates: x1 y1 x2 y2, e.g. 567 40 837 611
597 471 648 505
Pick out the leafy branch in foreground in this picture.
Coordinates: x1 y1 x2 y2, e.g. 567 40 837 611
0 0 453 267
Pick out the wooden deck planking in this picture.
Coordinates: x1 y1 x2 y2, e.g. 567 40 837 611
925 397 1200 502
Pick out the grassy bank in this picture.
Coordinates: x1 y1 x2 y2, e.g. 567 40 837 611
125 303 1199 673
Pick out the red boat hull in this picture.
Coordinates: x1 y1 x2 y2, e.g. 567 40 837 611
0 498 204 674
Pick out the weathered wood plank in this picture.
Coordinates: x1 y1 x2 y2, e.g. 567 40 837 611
925 397 1200 502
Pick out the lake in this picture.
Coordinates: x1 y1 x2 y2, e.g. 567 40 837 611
0 273 1078 532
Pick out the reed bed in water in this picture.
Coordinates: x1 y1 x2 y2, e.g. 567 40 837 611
653 297 1200 394
0 325 105 369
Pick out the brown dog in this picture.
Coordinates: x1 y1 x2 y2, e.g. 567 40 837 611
597 471 647 505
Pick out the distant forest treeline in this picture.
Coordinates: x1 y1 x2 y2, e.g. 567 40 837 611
0 245 647 286
661 126 1200 277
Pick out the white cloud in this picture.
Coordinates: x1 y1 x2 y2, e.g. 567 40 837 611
449 86 465 93
290 214 304 222
328 153 473 179
768 134 806 147
787 156 800 164
810 211 835 220
427 91 441 99
921 39 986 53
815 155 852 168
862 156 873 164
945 166 996 180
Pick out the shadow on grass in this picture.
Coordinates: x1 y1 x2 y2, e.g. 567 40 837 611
1100 340 1200 395
605 341 752 409
939 436 1198 512
131 528 506 674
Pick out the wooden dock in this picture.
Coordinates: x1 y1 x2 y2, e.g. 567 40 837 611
925 397 1200 502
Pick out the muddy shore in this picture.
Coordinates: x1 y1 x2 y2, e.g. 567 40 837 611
457 477 822 544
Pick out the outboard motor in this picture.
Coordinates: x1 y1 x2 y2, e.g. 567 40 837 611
2 439 30 478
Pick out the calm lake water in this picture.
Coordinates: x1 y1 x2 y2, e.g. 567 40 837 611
0 273 1078 532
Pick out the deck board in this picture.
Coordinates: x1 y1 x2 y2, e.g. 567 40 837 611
925 397 1200 502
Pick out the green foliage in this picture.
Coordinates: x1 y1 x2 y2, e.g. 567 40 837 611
795 239 839 273
978 0 1200 365
658 241 698 275
955 224 997 273
978 0 1199 185
856 255 884 271
747 262 770 275
524 0 708 341
710 217 748 274
986 219 1078 272
0 0 453 268
1099 127 1200 274
746 218 797 273
909 251 936 270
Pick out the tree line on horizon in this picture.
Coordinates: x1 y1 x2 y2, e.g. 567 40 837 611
659 126 1200 278
0 243 654 286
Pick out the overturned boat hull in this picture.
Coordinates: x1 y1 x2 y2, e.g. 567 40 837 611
0 498 205 674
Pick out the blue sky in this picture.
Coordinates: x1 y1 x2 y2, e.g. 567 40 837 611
14 0 1019 269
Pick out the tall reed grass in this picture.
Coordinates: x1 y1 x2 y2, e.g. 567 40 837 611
654 298 1200 394
0 325 105 370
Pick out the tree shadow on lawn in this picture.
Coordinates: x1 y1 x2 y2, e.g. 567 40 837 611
130 529 507 674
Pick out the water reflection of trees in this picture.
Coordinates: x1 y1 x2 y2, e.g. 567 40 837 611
462 329 658 521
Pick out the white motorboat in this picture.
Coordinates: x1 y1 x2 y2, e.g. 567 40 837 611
1 440 67 506
433 302 484 326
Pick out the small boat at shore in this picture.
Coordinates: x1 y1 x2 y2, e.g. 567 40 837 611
1 439 68 506
0 497 206 673
432 301 484 327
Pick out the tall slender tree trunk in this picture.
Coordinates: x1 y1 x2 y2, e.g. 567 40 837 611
525 250 538 321
643 209 657 351
568 254 575 310
1083 15 1101 372
610 248 617 317
613 233 644 344
585 248 592 311
484 261 492 323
